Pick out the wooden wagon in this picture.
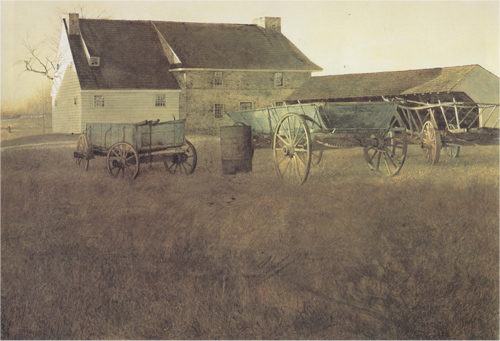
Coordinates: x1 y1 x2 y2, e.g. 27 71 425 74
74 119 197 179
389 98 499 164
227 102 408 184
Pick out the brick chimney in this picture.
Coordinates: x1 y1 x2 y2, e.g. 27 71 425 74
253 17 281 33
68 13 80 35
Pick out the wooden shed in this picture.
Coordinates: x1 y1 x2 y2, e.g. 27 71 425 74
288 65 499 128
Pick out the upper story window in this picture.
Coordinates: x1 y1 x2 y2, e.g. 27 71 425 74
93 95 104 108
214 103 224 118
89 57 100 67
240 102 253 110
155 94 166 107
274 72 284 87
213 71 223 87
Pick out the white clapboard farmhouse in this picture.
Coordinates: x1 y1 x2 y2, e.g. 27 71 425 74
51 14 322 133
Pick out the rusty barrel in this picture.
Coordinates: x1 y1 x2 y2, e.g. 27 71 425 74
220 125 253 174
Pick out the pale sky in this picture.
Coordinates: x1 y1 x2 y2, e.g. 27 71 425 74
1 1 499 110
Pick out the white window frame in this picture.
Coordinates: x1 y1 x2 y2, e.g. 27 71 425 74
213 71 223 87
93 95 104 108
239 101 253 110
155 94 166 107
214 103 224 118
274 72 284 87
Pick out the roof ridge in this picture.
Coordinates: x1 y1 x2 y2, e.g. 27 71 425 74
313 64 480 79
80 17 256 27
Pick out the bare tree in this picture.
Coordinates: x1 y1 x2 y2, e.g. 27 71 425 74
22 39 57 80
21 4 110 80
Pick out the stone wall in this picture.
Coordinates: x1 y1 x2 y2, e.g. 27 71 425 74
171 70 312 133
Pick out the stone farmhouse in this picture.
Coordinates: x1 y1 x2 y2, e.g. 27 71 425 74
51 14 322 133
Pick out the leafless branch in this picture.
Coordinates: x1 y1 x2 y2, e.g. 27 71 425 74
22 41 56 80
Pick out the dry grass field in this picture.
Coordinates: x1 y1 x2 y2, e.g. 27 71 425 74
1 135 498 339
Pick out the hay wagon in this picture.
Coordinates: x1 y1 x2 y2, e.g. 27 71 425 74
74 119 197 179
228 102 408 184
390 98 499 164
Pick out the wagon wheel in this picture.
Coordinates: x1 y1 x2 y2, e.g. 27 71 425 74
444 145 460 158
75 134 90 171
164 139 197 175
311 149 323 167
363 130 407 176
106 142 139 179
421 120 442 165
444 124 460 158
273 113 312 185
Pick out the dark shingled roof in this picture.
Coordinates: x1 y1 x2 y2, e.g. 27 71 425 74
288 65 480 101
74 19 179 90
152 21 322 70
67 18 322 90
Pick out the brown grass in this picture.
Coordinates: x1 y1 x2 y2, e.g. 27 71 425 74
1 136 498 339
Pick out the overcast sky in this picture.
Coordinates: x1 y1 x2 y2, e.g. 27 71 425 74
1 1 499 110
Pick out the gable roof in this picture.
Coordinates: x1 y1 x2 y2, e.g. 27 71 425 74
66 17 322 90
288 65 487 101
71 19 180 90
152 21 322 70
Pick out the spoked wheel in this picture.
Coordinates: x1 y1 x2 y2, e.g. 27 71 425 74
421 121 442 165
311 149 323 168
273 113 312 185
164 139 197 175
106 142 139 179
444 145 460 158
363 130 407 176
75 134 90 171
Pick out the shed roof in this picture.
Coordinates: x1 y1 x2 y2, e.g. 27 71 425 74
288 65 487 101
67 18 322 90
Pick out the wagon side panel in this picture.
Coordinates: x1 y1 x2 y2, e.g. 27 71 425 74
137 120 186 150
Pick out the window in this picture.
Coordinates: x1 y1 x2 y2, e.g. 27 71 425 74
155 94 166 107
214 104 224 118
213 71 223 86
240 102 253 110
275 101 284 107
93 95 104 107
274 72 284 87
89 56 100 67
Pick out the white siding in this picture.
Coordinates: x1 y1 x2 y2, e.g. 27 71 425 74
52 66 82 133
454 66 500 128
81 90 180 125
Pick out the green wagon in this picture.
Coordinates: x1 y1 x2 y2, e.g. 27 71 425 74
74 119 197 179
227 102 408 184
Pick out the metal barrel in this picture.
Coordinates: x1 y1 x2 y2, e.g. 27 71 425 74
220 125 253 175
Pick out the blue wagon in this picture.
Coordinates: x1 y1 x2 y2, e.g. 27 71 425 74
74 119 197 179
227 102 408 184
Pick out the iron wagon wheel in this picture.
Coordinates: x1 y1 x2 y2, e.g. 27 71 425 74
106 142 139 179
363 130 407 177
164 139 197 175
75 134 90 171
273 113 312 185
421 120 442 165
444 145 460 158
